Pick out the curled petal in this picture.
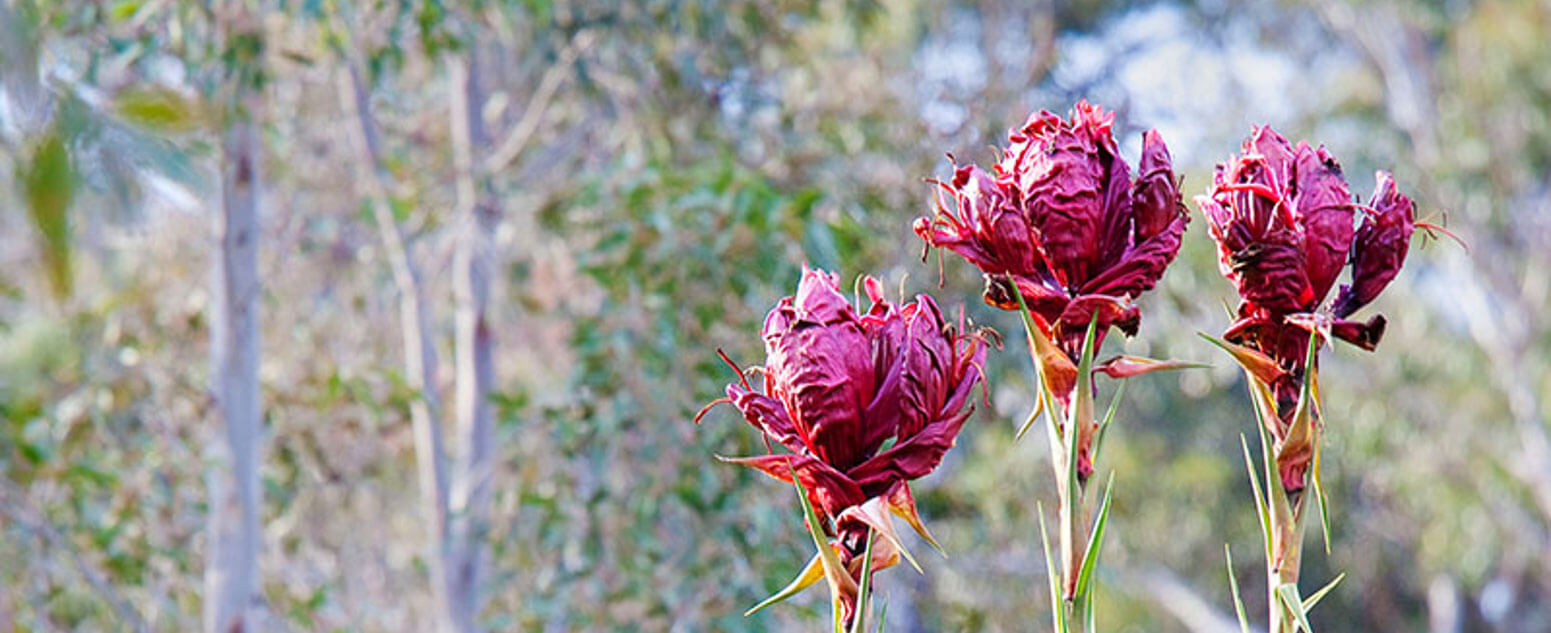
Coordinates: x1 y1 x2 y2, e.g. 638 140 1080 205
917 164 1042 281
725 384 807 454
1132 129 1182 241
1095 136 1135 269
1081 212 1187 299
982 274 1069 322
1054 294 1138 357
1331 314 1387 351
1014 104 1113 287
847 405 976 499
1222 228 1312 313
1334 171 1415 318
717 453 865 518
1292 144 1354 306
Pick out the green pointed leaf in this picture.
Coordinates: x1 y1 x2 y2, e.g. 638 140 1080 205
1074 473 1115 612
1312 446 1332 556
1091 379 1128 465
789 466 855 621
1224 545 1251 633
114 87 204 133
1301 572 1346 613
1065 315 1099 513
745 554 824 616
849 529 876 633
1037 502 1068 633
1015 397 1043 441
1239 434 1271 559
1072 316 1099 453
873 597 888 633
22 130 75 299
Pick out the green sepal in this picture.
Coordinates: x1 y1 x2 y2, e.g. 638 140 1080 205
1091 379 1128 466
1301 572 1346 613
1074 473 1115 631
1239 434 1272 562
744 553 824 616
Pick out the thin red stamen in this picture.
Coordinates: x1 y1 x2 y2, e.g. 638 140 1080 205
1218 182 1282 203
693 398 731 425
717 348 752 391
1417 221 1469 252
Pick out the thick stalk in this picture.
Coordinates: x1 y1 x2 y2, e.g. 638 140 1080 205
1060 476 1091 603
1061 476 1093 632
1267 492 1309 633
1265 418 1315 633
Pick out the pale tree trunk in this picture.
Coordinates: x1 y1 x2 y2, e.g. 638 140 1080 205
339 63 455 631
442 48 499 633
205 100 264 633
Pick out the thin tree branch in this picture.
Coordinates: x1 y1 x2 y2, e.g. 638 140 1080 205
341 60 451 539
479 30 592 175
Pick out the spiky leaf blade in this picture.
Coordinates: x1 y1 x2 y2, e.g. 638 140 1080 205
1224 545 1251 633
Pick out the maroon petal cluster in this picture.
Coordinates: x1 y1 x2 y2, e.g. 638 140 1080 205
1199 127 1415 398
697 266 987 612
1199 126 1416 490
915 100 1188 358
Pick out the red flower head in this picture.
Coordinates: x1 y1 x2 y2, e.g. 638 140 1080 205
914 100 1188 358
697 266 987 619
1198 126 1416 490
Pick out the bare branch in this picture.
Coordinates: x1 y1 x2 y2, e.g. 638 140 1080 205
480 30 593 175
341 61 451 529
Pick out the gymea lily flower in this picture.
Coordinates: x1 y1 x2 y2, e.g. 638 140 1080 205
915 102 1197 631
697 266 987 624
914 100 1188 359
1198 125 1416 493
1201 126 1420 633
915 100 1191 483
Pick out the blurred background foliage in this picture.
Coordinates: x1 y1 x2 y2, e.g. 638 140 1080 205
1 0 1547 631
